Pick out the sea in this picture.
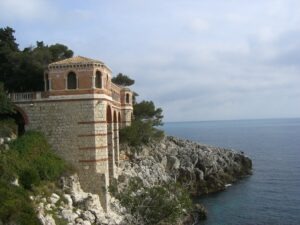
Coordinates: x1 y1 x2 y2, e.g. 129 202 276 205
162 118 300 225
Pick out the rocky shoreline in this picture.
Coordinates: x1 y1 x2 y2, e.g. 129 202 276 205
34 136 252 225
120 136 252 195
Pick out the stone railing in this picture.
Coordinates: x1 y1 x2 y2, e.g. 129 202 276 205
9 92 43 102
111 83 121 102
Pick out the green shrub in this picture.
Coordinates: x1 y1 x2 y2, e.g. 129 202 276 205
0 118 17 137
35 153 66 181
19 167 41 190
120 120 164 148
0 181 41 225
0 131 70 224
110 177 192 225
0 131 68 187
119 100 164 149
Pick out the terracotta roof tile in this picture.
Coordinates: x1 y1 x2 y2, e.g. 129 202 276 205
49 56 104 65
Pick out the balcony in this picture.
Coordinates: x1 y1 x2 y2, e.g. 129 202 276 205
9 92 43 102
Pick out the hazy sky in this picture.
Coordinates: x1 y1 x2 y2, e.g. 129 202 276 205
1 0 300 121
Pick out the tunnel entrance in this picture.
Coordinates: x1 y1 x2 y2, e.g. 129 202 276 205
0 107 27 137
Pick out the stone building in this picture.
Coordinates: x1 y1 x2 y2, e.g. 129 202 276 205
9 56 133 211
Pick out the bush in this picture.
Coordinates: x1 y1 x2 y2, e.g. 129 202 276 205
120 120 163 146
0 131 68 188
0 131 70 224
110 177 192 225
19 167 41 190
0 181 41 225
0 118 17 137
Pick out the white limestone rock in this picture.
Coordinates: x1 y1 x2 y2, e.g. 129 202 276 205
82 221 91 225
63 194 73 208
166 155 180 170
61 209 78 222
45 204 52 211
38 213 56 225
11 178 19 186
50 193 60 204
81 211 96 224
75 218 92 225
119 136 252 196
61 174 88 203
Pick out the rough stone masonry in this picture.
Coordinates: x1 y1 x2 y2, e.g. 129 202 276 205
9 56 133 211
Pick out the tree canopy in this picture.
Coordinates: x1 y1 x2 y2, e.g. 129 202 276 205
112 73 135 86
0 82 13 114
133 100 163 126
0 26 73 92
120 100 164 147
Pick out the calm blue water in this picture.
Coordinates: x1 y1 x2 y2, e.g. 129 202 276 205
163 118 300 225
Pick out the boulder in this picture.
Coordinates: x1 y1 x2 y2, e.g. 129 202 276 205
38 213 56 225
166 155 180 170
61 209 78 222
63 194 73 208
81 211 96 224
50 193 60 204
61 174 88 203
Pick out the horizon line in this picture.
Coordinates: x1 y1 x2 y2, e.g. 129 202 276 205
164 117 300 123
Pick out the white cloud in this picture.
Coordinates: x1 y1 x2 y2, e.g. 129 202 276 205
1 0 300 121
185 17 210 33
0 0 54 21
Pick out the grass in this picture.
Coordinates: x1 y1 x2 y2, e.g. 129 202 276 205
0 118 17 137
0 131 71 224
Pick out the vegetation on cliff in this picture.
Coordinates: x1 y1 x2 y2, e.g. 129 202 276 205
0 131 69 224
120 100 164 148
110 177 192 225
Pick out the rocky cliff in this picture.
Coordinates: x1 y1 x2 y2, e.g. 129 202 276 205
34 136 252 225
119 136 252 195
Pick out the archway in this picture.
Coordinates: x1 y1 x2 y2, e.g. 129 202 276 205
113 111 119 167
0 106 28 137
118 112 121 129
106 105 114 184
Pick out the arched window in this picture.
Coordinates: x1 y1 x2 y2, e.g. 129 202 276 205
106 105 112 123
118 112 121 124
113 111 117 123
67 72 77 89
95 71 102 88
126 93 130 103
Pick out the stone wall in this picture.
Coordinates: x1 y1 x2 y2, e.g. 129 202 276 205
15 98 126 211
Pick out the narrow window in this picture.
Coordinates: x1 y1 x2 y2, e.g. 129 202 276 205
106 74 109 88
67 72 77 89
126 93 130 103
95 71 102 88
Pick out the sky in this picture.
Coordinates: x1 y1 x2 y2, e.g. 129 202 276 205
1 0 300 122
